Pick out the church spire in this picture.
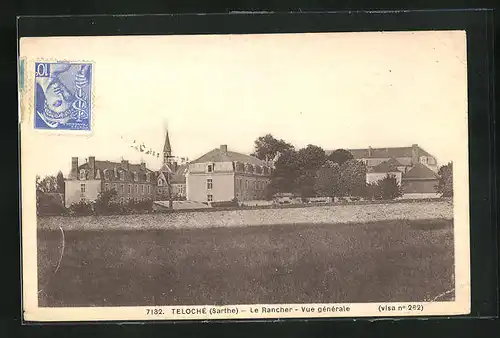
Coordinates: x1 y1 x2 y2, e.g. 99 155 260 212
163 129 172 156
163 122 173 166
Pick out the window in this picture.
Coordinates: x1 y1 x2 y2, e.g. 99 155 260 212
245 180 248 189
79 169 86 180
207 164 213 173
120 184 124 193
142 184 145 194
105 183 109 191
80 183 86 193
207 179 213 190
146 173 150 182
135 184 139 193
158 188 161 194
128 184 132 193
113 183 117 191
158 178 163 186
207 194 213 202
148 185 151 194
120 171 125 181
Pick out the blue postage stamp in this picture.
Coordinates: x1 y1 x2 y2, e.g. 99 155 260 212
34 61 92 131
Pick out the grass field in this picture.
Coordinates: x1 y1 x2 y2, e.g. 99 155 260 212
37 218 454 307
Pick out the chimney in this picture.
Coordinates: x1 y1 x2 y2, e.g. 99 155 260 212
412 144 419 165
71 157 79 179
88 156 95 179
368 146 372 157
220 144 228 154
121 159 129 171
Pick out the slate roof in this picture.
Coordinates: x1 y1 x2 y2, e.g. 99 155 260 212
79 160 154 173
190 147 268 166
326 146 432 159
79 160 154 181
402 163 438 180
158 163 188 184
371 158 403 173
170 164 188 184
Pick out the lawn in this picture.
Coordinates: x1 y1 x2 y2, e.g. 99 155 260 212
37 218 454 307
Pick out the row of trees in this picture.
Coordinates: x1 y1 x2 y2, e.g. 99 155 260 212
252 134 453 200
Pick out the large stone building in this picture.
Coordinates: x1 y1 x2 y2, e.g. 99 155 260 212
186 145 273 203
337 144 438 173
64 126 189 208
64 157 156 207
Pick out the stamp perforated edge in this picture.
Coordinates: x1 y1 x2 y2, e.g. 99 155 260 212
23 58 96 138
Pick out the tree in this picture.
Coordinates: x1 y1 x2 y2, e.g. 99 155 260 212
327 149 354 166
93 189 119 215
339 159 367 197
36 175 58 193
252 134 295 161
297 144 327 171
56 171 65 193
294 170 317 198
437 162 453 197
374 174 403 200
270 149 301 193
314 163 341 197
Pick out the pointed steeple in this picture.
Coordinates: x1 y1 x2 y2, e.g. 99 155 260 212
163 130 172 155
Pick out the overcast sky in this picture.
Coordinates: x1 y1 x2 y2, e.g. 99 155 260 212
20 31 467 177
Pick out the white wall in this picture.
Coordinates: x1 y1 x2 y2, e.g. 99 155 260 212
186 172 235 202
64 179 101 207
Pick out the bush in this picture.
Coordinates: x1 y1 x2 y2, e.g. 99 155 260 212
37 192 67 216
68 200 94 216
365 175 403 201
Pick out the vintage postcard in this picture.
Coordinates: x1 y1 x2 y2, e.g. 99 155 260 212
19 31 470 322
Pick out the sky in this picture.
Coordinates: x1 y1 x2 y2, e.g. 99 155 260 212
20 31 468 177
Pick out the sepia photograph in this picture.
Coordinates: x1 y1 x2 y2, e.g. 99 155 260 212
19 31 470 321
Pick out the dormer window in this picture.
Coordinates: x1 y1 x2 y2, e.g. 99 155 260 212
158 178 163 187
103 169 110 181
146 173 150 182
79 169 86 180
133 172 139 182
207 164 213 173
119 171 125 181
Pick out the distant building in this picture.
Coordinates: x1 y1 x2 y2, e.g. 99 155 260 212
64 156 156 208
401 163 440 197
156 128 187 200
366 158 403 185
186 144 273 203
328 144 440 197
332 144 438 173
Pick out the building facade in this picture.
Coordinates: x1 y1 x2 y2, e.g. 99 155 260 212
331 144 438 173
186 145 272 203
64 156 156 207
401 163 439 197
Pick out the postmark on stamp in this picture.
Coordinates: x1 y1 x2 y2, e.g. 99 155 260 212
34 61 93 131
